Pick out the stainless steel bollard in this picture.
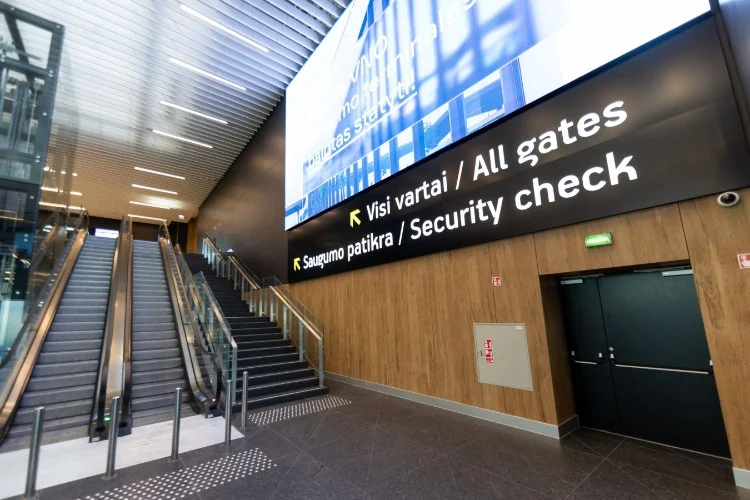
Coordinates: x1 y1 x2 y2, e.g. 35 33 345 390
171 388 182 461
24 407 44 499
104 397 120 479
224 378 232 452
241 372 248 431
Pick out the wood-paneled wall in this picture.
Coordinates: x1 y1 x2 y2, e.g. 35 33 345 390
292 191 750 470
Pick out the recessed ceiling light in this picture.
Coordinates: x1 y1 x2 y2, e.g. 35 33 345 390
180 4 269 54
178 214 185 220
134 167 186 180
132 183 178 195
70 191 82 196
60 170 66 175
152 129 213 149
168 57 246 92
41 186 58 192
159 101 227 125
43 166 50 172
128 214 166 221
72 173 78 177
130 201 171 209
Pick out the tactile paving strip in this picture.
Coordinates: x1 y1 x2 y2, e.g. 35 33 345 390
248 396 351 426
78 448 275 500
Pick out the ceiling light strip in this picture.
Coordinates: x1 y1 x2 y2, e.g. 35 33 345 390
128 214 167 221
134 167 186 180
180 4 270 53
132 183 178 195
160 100 228 125
168 57 247 92
130 201 171 209
152 129 213 149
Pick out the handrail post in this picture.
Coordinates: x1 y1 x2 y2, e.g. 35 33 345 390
270 294 275 322
170 388 182 461
104 396 120 479
259 288 264 317
299 322 304 362
24 407 44 499
224 377 232 453
318 341 324 387
282 305 288 341
241 371 248 431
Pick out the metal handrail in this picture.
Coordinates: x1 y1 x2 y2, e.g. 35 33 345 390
0 228 87 443
157 221 215 413
90 217 132 439
173 246 212 354
201 237 325 387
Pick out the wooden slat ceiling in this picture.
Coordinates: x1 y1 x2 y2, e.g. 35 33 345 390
8 0 350 222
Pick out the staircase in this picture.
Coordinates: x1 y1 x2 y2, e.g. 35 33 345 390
131 240 190 426
9 235 115 439
183 253 328 409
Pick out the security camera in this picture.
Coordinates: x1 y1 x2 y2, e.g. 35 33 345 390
717 191 741 208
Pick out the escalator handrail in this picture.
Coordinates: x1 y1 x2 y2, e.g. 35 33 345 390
158 231 215 414
90 217 133 439
0 229 87 443
174 245 212 354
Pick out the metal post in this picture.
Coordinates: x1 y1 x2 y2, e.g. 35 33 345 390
299 322 304 362
241 371 248 431
282 305 288 341
224 378 232 452
259 289 264 317
105 397 120 479
24 407 44 499
319 341 324 387
270 294 275 322
170 388 182 461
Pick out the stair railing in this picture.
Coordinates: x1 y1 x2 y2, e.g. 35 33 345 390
200 237 325 388
0 210 88 444
157 221 217 413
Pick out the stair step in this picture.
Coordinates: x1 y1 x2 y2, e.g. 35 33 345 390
132 367 184 384
238 368 315 387
242 360 309 376
239 376 318 399
238 345 296 357
20 384 96 407
241 386 329 410
132 379 187 399
41 339 101 352
132 347 180 361
27 372 97 391
32 360 98 377
132 392 189 412
37 348 101 364
9 415 90 438
235 339 291 349
238 352 299 367
13 398 92 424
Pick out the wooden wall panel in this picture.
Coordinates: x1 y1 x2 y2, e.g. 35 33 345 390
187 217 199 253
680 188 750 470
292 237 573 426
534 205 689 275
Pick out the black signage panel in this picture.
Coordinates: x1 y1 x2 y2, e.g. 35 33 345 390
288 20 750 282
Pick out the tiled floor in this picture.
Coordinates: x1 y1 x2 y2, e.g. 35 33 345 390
22 380 750 499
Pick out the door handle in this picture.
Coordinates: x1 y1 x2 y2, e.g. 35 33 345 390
571 352 603 365
613 363 712 375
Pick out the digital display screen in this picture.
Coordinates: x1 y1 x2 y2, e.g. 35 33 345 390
284 0 710 229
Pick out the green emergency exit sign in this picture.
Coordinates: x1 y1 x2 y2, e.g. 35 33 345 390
585 232 613 248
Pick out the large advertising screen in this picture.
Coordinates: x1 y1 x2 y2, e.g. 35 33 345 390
284 0 710 229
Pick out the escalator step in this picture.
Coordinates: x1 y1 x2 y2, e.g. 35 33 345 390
20 384 96 407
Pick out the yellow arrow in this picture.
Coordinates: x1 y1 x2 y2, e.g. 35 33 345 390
350 208 361 228
293 258 301 271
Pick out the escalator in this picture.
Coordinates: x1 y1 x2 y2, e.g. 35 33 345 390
130 240 191 427
8 236 116 440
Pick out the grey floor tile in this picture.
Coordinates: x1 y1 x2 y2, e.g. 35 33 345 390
367 457 461 500
272 452 366 500
306 410 375 449
567 460 659 499
561 428 626 457
366 425 440 489
336 395 383 425
447 430 603 497
377 395 436 426
267 406 330 448
608 441 737 492
612 461 750 499
449 460 553 499
623 437 734 478
307 428 377 488
179 426 301 467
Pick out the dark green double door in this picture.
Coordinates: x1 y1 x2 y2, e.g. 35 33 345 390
561 271 729 457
